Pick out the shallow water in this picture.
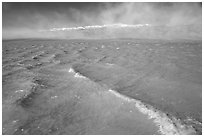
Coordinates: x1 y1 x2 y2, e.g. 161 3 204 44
2 39 202 134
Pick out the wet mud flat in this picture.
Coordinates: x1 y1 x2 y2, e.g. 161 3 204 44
2 39 202 134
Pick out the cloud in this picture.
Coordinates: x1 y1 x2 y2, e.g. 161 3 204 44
2 2 202 39
99 2 201 25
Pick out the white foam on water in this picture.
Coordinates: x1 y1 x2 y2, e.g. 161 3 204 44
68 67 197 135
108 89 196 135
74 73 87 79
51 96 58 99
68 68 75 73
40 23 151 32
68 67 87 79
15 90 24 93
106 63 114 66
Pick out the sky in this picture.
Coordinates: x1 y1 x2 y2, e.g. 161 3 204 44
2 2 202 39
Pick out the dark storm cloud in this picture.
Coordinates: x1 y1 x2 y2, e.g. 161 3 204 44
2 2 202 39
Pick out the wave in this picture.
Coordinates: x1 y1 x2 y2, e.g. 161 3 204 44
40 23 151 32
37 24 201 40
68 67 197 135
68 68 87 79
108 89 196 135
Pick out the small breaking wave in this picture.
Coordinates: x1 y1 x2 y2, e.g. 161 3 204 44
68 67 197 135
68 68 87 79
40 23 151 32
108 89 196 135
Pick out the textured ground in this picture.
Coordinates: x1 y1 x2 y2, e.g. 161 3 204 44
2 39 202 134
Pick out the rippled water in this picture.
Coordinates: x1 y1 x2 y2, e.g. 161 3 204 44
2 39 202 134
